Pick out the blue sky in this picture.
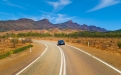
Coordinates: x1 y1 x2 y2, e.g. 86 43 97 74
0 0 121 30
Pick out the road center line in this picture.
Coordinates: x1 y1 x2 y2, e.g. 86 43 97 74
16 42 48 75
52 43 66 75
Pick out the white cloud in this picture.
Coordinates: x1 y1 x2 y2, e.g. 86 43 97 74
0 12 19 20
0 12 10 15
55 14 75 23
38 12 75 23
0 11 75 24
0 12 15 16
47 0 72 12
2 0 24 9
87 0 121 12
40 14 56 21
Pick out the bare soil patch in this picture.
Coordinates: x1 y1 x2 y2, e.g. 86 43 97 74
0 41 45 75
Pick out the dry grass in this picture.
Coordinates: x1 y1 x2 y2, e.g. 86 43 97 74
0 29 79 36
0 37 121 71
0 39 29 55
0 42 45 75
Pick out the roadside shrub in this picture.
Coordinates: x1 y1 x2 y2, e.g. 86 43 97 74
10 38 18 48
0 52 10 59
101 44 107 50
74 36 78 39
13 45 33 53
76 40 81 43
66 40 69 42
24 38 32 43
117 41 121 49
0 44 33 59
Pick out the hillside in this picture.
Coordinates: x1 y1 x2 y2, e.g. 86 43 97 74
0 18 107 32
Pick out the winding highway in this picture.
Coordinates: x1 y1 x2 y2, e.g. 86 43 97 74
16 40 121 75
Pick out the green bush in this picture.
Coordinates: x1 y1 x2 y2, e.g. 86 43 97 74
0 52 10 59
13 45 33 53
0 45 33 59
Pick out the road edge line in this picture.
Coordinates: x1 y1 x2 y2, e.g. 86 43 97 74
66 44 121 74
16 42 48 75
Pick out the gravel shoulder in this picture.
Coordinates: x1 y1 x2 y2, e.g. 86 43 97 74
0 42 45 75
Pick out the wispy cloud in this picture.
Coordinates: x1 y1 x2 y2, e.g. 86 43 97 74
47 0 72 12
0 12 10 15
55 14 75 23
40 14 55 21
87 0 121 12
39 11 75 23
0 12 18 20
0 11 75 24
2 0 24 9
0 12 15 16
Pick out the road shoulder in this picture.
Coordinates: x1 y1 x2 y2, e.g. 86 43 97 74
0 41 45 75
66 42 121 70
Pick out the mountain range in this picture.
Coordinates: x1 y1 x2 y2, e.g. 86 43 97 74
0 18 107 32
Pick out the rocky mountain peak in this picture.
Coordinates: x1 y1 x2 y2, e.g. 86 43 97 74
66 20 73 24
38 19 49 23
0 18 108 32
18 18 33 21
17 18 34 22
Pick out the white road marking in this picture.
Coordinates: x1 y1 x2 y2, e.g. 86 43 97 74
57 46 66 75
44 41 121 74
16 42 48 75
66 44 121 74
52 43 66 75
34 40 66 75
62 48 66 75
59 46 63 75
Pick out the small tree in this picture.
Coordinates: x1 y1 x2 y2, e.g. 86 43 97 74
24 38 32 43
10 38 18 48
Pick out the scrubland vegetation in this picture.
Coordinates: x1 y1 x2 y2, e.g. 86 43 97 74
0 45 33 59
0 34 33 59
16 30 121 52
0 30 121 70
0 30 121 59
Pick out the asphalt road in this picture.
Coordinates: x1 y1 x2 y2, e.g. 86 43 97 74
16 40 121 75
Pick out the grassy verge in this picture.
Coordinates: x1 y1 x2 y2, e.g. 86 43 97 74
13 45 33 53
0 52 11 59
0 45 33 59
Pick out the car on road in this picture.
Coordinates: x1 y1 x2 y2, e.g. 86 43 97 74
57 40 65 45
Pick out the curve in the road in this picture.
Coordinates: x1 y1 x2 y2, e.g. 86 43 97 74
16 43 48 75
52 43 66 75
66 44 121 74
16 40 121 75
16 41 66 75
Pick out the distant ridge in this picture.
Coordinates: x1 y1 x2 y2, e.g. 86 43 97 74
0 18 107 32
